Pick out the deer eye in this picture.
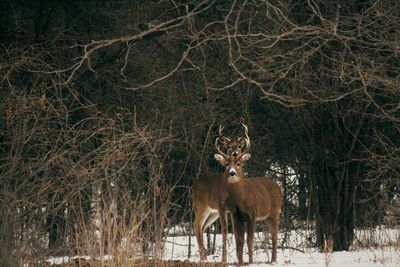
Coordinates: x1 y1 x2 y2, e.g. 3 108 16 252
227 146 231 149
225 163 229 167
237 162 241 166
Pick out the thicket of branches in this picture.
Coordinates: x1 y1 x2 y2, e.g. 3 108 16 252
1 0 399 266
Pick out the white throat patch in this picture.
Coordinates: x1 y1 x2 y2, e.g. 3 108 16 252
228 176 239 183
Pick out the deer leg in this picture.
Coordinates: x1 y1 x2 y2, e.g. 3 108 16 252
202 211 219 255
194 207 210 261
271 218 279 263
247 218 257 264
267 214 280 263
232 213 245 266
202 212 219 233
219 209 228 263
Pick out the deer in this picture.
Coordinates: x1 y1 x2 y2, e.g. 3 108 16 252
214 129 282 266
191 124 249 263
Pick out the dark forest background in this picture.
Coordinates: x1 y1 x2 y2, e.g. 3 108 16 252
0 0 399 266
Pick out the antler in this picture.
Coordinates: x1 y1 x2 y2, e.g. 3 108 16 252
240 123 251 154
215 125 229 157
218 125 230 144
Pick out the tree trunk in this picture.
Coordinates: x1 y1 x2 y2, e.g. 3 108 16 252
313 155 356 251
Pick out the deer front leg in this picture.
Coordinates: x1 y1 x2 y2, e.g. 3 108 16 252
219 209 228 263
232 213 245 266
247 218 257 264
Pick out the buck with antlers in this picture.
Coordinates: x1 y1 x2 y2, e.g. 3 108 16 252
191 124 249 263
214 127 282 265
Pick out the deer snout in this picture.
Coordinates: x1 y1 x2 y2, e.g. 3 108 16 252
232 151 238 157
229 169 237 177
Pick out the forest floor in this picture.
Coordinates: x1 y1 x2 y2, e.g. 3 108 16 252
45 227 399 267
163 234 399 267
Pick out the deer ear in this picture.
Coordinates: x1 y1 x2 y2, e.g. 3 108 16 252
214 153 226 165
240 153 251 162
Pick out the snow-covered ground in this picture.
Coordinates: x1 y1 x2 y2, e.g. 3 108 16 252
164 229 399 267
46 227 399 266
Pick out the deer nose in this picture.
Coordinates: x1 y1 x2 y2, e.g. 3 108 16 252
229 170 237 177
232 151 238 157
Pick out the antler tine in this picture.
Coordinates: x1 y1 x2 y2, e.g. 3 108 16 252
215 136 228 157
218 124 230 143
241 123 251 154
218 125 224 137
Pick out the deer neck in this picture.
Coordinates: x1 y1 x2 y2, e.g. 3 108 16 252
226 175 246 209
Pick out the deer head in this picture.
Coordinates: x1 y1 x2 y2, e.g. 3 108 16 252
215 123 250 158
214 151 251 183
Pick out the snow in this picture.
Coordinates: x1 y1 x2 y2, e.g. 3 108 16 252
45 228 400 266
47 255 91 265
163 230 399 267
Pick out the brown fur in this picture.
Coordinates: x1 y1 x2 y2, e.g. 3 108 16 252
191 138 246 263
191 172 228 262
215 153 282 266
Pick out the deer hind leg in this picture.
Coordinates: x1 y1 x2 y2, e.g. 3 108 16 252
246 218 257 264
202 210 219 255
194 206 211 261
266 213 280 263
202 210 219 233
